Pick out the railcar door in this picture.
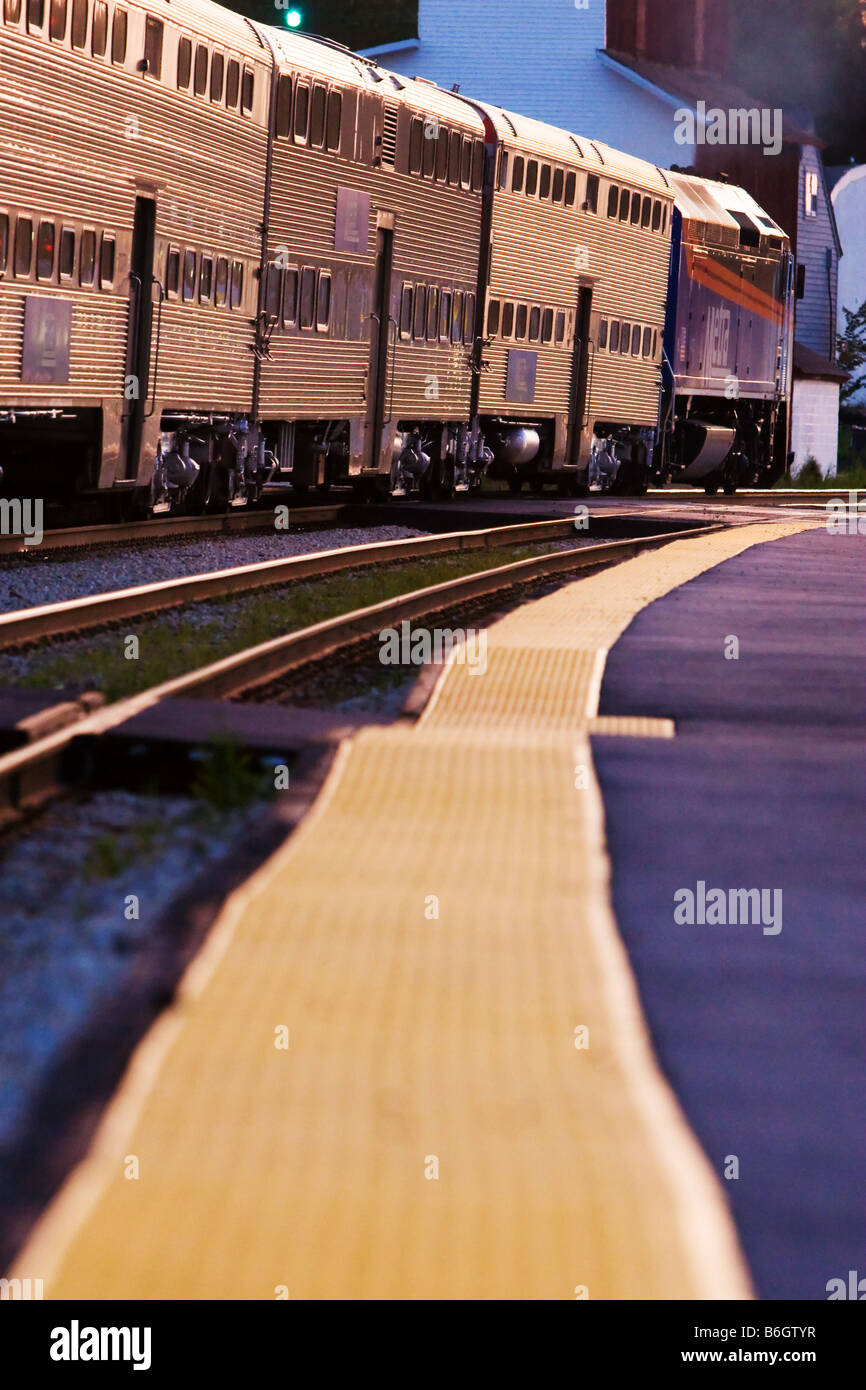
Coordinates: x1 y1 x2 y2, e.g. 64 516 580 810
121 196 157 480
365 225 395 472
567 286 594 464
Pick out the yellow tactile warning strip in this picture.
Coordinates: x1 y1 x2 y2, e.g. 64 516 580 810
13 521 817 1300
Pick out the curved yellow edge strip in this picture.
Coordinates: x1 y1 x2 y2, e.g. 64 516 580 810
11 521 817 1300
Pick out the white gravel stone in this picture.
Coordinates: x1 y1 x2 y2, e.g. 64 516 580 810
0 526 428 614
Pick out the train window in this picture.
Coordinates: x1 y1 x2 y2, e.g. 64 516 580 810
501 301 514 337
539 164 551 199
448 130 461 185
241 66 254 115
486 299 500 336
210 51 224 102
631 324 641 356
515 303 528 339
564 170 577 207
408 118 423 174
641 196 651 228
422 124 436 178
26 0 42 24
36 220 54 279
91 0 106 53
630 192 641 224
585 174 599 213
552 168 564 203
608 320 620 352
49 0 66 40
498 150 508 189
0 214 7 276
275 74 292 137
463 291 475 343
111 7 126 63
299 266 315 328
541 307 553 343
143 16 163 78
326 90 342 152
400 284 413 339
281 267 297 324
413 285 426 340
511 155 524 193
661 205 667 233
199 256 213 303
651 199 661 231
451 290 463 344
232 263 245 309
426 286 438 341
177 36 191 88
264 263 281 319
461 137 472 189
554 310 565 344
193 44 207 96
294 82 309 142
99 233 115 288
642 326 652 358
525 160 538 197
620 322 630 354
226 58 239 109
528 305 541 341
316 270 331 330
598 318 608 350
607 185 619 218
70 0 86 46
214 257 228 307
310 84 327 148
471 140 484 191
165 247 179 295
652 329 658 359
182 249 196 301
619 188 630 221
435 127 449 181
14 217 32 277
439 289 451 341
4 0 22 20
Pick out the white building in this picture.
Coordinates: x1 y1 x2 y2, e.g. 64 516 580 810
829 164 866 408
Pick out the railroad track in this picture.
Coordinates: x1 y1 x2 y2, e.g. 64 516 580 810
0 520 720 822
0 487 858 557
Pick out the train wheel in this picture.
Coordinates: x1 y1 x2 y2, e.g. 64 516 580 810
703 482 719 496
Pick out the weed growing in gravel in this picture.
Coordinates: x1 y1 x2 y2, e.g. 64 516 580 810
188 736 273 812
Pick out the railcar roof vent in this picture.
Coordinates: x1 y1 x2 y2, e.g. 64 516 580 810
498 109 518 136
381 102 399 168
588 141 605 165
569 134 584 159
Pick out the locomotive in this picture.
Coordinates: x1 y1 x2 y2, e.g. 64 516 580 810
0 0 794 512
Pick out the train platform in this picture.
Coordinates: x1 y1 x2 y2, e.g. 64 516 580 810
11 517 826 1300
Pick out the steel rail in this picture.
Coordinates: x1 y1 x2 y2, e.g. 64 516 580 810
0 522 721 822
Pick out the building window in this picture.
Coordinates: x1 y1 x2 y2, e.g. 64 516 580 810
99 233 115 287
804 170 819 217
193 43 208 96
36 219 54 279
70 0 87 47
177 36 191 89
143 16 162 78
111 6 126 63
299 266 315 327
182 248 196 301
14 216 32 277
585 174 599 213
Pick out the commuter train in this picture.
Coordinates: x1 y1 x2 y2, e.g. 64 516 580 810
0 0 795 512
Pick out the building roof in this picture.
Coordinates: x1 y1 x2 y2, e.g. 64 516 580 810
793 341 849 382
603 50 824 149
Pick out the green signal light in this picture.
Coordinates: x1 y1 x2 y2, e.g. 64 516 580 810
285 8 302 26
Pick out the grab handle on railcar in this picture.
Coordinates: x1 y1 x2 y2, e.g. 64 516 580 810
144 276 165 420
123 273 142 422
386 315 398 425
583 340 595 430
